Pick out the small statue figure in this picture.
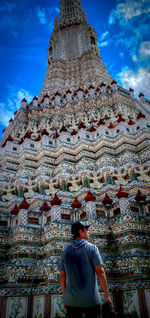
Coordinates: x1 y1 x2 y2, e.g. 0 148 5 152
24 176 35 199
69 172 81 192
136 163 150 182
2 182 16 201
112 167 128 186
45 179 58 196
90 170 103 189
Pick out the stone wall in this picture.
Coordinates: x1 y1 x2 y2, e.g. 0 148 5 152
1 289 150 318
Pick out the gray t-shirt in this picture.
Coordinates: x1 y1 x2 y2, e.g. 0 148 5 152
59 239 103 307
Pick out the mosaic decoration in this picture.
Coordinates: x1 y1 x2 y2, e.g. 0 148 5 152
0 0 150 317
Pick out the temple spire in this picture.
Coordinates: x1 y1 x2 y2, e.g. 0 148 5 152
60 0 84 24
40 0 112 96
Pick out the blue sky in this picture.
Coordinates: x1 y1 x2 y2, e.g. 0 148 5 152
0 0 150 138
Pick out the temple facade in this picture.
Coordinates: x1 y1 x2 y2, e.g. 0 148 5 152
0 0 150 317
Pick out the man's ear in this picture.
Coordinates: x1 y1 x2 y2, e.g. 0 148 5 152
78 229 83 237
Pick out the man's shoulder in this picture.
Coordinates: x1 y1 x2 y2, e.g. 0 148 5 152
86 241 97 249
85 241 98 252
62 243 72 254
86 242 103 265
61 241 98 254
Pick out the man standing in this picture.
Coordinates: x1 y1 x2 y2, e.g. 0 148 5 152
59 221 113 318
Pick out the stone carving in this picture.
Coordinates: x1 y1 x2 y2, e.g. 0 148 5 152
136 163 150 182
24 177 35 199
69 172 81 192
90 170 103 189
109 109 117 122
112 167 128 185
2 182 16 201
45 179 58 196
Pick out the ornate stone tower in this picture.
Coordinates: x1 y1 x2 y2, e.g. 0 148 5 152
0 0 150 317
40 0 111 96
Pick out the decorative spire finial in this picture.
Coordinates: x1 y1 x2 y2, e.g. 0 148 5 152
60 0 84 24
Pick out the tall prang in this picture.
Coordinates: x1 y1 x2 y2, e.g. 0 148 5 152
40 0 111 96
60 0 83 22
0 0 150 317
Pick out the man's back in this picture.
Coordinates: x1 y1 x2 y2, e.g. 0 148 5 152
60 239 103 307
60 221 113 318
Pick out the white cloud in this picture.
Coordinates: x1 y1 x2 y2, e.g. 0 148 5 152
98 31 110 47
132 54 138 61
55 7 60 14
116 66 150 98
98 41 109 47
36 6 58 28
97 40 111 47
117 1 143 21
108 4 150 63
108 10 117 25
140 41 150 59
99 31 109 42
0 103 14 127
0 87 33 126
36 7 47 25
108 0 150 25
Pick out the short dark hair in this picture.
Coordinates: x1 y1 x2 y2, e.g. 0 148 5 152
71 221 90 239
72 231 81 240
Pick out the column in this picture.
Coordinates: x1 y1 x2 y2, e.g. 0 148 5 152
138 289 149 318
